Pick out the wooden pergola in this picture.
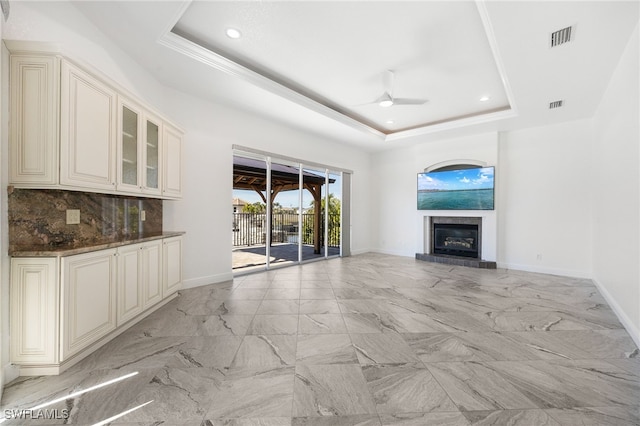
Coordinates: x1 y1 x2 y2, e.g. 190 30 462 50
233 156 334 254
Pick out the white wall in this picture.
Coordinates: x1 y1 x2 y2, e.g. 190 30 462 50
371 132 498 259
497 120 594 277
592 23 639 345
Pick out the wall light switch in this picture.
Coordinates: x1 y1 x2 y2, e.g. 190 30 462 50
66 209 80 225
141 210 146 221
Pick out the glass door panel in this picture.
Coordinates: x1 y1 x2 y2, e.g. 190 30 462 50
121 106 139 186
232 155 267 272
327 171 342 258
302 167 327 261
271 160 301 267
145 119 160 191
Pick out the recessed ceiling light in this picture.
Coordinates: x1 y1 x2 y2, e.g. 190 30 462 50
479 96 491 102
386 120 395 124
226 28 242 39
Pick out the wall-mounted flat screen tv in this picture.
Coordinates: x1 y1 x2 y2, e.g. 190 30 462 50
417 166 495 210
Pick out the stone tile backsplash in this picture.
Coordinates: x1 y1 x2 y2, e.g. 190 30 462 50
8 188 162 250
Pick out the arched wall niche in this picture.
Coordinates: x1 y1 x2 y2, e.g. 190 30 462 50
424 159 488 173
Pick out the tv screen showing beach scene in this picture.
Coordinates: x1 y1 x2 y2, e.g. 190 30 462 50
417 166 495 210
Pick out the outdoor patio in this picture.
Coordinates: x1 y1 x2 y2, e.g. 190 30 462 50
233 243 340 270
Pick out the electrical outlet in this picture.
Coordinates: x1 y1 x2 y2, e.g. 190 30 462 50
141 210 146 221
536 254 542 261
66 209 80 225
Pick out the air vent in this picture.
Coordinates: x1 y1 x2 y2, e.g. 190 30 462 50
551 26 573 47
549 100 564 109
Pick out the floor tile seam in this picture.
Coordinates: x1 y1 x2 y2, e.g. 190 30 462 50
421 356 473 413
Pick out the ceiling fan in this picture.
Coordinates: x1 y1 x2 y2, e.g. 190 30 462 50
366 70 428 108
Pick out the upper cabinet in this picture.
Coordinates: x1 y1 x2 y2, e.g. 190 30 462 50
60 60 118 191
162 123 183 199
8 44 183 199
116 98 164 197
9 54 60 186
143 112 163 197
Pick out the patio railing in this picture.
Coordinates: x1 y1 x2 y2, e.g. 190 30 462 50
233 212 340 248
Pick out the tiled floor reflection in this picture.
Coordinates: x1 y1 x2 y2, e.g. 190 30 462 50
2 253 639 425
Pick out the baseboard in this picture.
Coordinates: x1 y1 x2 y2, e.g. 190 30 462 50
591 276 640 350
3 362 19 386
182 272 234 289
351 248 373 256
496 261 591 279
371 248 413 257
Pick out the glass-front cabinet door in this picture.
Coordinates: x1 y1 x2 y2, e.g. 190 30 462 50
143 114 162 196
117 99 142 193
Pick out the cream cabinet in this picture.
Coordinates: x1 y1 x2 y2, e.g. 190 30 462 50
116 239 164 325
143 112 163 196
60 60 118 192
116 244 143 326
10 258 59 366
116 98 164 197
10 235 182 376
162 124 183 199
9 54 60 186
60 249 117 360
117 98 144 193
7 45 183 199
142 240 164 309
163 236 183 296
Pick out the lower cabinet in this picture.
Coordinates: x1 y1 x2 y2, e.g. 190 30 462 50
116 244 143 326
10 235 182 375
142 240 163 309
10 258 59 365
163 236 182 297
61 249 117 360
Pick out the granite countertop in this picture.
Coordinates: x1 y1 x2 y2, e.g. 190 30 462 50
9 231 185 257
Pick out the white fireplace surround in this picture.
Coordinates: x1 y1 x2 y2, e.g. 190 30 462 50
421 213 497 262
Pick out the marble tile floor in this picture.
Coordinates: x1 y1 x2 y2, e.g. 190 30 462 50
2 253 639 425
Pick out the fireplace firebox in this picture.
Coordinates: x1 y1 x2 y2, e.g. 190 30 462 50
433 223 479 258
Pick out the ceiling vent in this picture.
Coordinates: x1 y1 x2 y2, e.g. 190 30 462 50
549 100 564 109
550 26 573 47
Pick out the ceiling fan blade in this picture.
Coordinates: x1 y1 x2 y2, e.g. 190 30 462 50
352 92 389 107
391 97 428 106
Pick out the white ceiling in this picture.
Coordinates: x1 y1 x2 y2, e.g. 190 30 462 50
72 1 639 150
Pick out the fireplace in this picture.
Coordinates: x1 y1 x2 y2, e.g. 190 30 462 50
417 216 496 268
433 223 479 258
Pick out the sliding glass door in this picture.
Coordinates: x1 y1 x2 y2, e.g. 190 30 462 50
270 159 302 267
232 155 268 271
232 151 346 273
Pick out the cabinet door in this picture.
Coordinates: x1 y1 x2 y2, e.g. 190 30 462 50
162 124 183 199
142 240 163 309
116 244 143 325
61 250 117 360
116 97 143 194
60 60 117 191
10 258 59 365
142 113 162 196
163 237 183 297
9 54 59 185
